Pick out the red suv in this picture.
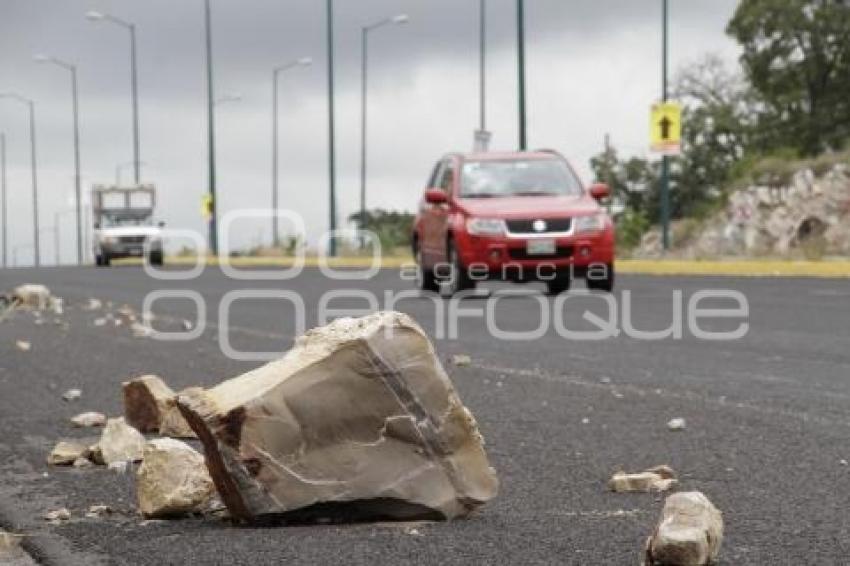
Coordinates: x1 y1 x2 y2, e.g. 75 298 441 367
412 150 615 296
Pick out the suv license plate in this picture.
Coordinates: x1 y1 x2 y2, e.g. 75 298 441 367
527 239 556 255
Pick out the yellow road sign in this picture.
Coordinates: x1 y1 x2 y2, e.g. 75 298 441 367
650 102 682 155
201 194 214 219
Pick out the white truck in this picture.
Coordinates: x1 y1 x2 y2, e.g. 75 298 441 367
92 184 164 266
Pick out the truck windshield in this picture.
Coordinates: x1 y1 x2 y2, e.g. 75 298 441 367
460 158 583 198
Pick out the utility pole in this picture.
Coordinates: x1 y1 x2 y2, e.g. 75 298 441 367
660 0 671 251
0 133 6 269
204 0 218 256
327 0 337 257
480 0 486 132
517 0 527 151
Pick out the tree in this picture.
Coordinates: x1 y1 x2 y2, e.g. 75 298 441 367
727 0 850 155
348 209 415 252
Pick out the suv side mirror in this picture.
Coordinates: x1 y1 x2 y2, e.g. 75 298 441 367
589 183 610 201
425 188 448 205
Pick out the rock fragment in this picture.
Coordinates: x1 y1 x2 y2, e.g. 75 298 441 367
15 341 31 352
85 505 112 518
177 312 499 523
123 375 195 437
609 465 677 493
136 438 215 518
62 389 82 402
667 418 687 431
451 354 472 367
48 441 88 466
12 285 52 309
645 491 723 566
70 412 107 428
84 298 103 311
0 530 26 560
72 457 94 469
95 417 145 465
43 508 71 522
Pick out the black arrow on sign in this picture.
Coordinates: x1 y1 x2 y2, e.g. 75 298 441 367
659 116 672 140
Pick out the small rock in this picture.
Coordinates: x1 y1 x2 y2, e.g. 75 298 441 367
72 457 94 469
581 417 590 424
15 340 31 352
667 418 687 431
405 527 423 537
70 412 107 428
85 505 112 518
840 459 848 466
95 417 145 465
13 284 53 309
181 319 193 331
600 377 612 384
93 318 107 327
136 438 216 518
609 465 677 493
62 389 82 402
130 322 152 338
451 354 472 367
43 508 71 522
48 441 88 466
645 491 723 566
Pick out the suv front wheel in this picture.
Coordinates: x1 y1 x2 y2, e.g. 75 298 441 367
439 240 476 298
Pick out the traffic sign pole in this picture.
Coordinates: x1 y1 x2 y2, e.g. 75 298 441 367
660 0 670 251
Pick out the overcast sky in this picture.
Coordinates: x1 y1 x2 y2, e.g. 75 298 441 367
0 0 741 264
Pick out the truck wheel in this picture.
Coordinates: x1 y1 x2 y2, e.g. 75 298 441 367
102 253 111 267
149 251 164 266
440 240 476 298
586 263 615 293
95 254 103 267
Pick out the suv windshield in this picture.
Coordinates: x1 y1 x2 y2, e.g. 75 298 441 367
460 157 583 198
460 158 582 198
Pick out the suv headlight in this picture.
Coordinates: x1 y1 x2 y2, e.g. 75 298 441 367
466 218 507 236
574 214 607 234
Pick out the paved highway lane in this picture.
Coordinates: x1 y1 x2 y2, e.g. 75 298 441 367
0 266 849 564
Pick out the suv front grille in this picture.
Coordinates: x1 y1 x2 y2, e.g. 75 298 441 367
119 236 146 244
505 218 572 234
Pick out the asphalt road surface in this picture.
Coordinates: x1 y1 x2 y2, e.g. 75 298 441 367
1 265 849 565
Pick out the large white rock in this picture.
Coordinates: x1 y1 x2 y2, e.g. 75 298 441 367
177 312 499 522
136 438 215 518
646 491 724 565
47 441 88 466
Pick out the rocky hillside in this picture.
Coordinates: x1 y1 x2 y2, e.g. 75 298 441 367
636 157 850 259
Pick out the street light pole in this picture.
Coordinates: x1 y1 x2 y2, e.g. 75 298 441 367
1 94 40 267
327 0 337 257
34 55 83 265
272 59 311 248
86 11 141 185
480 0 486 133
359 14 409 229
204 0 218 256
660 0 670 251
517 0 527 151
0 132 6 269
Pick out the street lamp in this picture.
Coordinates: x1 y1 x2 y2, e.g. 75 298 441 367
359 14 409 227
86 10 141 185
0 93 40 267
326 0 337 257
516 0 527 151
271 57 312 247
660 0 671 251
202 0 219 256
33 54 83 265
0 132 6 269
